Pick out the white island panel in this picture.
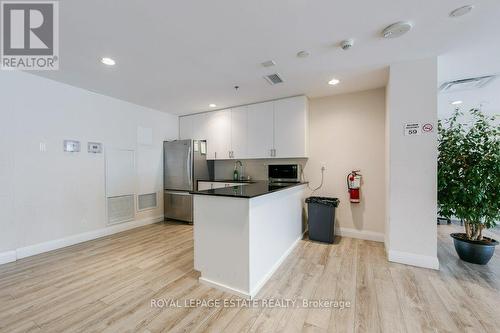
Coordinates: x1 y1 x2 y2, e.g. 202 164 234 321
248 185 305 294
193 184 306 298
193 195 250 295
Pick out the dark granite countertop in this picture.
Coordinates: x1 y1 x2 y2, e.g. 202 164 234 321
190 181 307 199
196 179 255 184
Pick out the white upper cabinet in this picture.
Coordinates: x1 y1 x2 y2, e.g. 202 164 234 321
179 96 308 160
273 96 308 158
247 101 274 159
191 113 208 140
179 116 192 140
230 106 247 159
207 109 231 160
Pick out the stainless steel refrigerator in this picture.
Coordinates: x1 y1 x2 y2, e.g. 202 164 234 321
163 140 210 223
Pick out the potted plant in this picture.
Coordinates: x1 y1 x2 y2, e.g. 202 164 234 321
438 107 499 265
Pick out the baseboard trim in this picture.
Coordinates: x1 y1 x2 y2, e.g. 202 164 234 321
337 227 385 243
199 277 251 299
0 250 17 265
388 249 440 270
249 233 303 298
14 215 164 261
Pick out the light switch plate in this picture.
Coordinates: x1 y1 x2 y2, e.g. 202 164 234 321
63 140 80 152
87 142 103 154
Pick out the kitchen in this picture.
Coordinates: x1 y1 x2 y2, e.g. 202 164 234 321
163 96 309 297
2 1 496 331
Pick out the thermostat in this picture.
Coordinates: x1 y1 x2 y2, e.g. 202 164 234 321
63 140 80 152
87 142 103 154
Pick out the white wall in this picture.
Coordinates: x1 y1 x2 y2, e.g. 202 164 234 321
306 89 386 241
385 58 439 269
0 71 178 263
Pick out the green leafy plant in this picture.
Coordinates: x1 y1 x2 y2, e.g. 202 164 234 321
438 108 500 241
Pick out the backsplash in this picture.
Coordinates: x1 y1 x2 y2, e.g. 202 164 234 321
214 158 308 180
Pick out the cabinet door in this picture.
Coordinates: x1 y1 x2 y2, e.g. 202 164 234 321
207 110 231 160
274 96 308 158
247 101 274 158
191 113 208 140
231 106 247 159
211 182 226 189
179 116 193 140
197 181 212 191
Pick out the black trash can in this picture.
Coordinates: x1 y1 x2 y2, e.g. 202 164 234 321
306 197 340 244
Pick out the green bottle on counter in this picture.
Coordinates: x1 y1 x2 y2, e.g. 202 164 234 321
233 167 239 181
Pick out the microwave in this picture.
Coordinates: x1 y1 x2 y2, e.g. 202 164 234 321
268 164 301 183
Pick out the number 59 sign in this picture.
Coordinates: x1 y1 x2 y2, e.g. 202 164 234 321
404 123 421 136
404 122 434 136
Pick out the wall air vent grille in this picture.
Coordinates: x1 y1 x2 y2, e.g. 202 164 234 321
439 75 496 93
264 73 284 85
107 195 135 224
138 192 158 211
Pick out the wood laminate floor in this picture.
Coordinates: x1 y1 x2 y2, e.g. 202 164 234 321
0 222 499 333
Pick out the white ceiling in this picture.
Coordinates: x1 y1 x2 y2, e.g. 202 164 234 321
33 0 500 115
438 41 500 119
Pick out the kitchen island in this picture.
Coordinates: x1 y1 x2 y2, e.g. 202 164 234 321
191 181 307 298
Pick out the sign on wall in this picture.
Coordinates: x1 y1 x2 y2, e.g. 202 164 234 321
404 123 421 136
404 122 434 136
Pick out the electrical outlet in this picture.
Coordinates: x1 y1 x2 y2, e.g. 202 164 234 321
39 142 46 152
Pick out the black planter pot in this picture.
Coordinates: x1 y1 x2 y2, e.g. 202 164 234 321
451 233 499 265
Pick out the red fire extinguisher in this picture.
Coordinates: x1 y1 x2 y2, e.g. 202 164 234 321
347 170 362 203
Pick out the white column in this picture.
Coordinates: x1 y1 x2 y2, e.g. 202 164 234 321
385 58 439 269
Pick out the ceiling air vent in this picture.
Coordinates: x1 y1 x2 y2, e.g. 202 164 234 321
264 73 284 85
439 75 496 93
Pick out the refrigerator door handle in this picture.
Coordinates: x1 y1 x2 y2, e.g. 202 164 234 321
187 145 193 188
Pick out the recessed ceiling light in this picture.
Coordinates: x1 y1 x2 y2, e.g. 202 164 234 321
382 21 413 38
451 100 463 105
449 5 474 18
297 50 311 58
209 104 217 108
101 57 116 66
328 78 340 85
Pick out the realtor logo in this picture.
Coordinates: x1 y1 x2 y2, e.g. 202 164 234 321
1 1 59 70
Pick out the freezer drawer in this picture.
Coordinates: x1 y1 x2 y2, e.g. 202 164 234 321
164 190 193 222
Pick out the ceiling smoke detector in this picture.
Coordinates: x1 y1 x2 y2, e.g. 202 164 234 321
449 5 474 18
296 50 311 58
440 75 497 93
382 21 413 38
264 73 284 85
340 39 354 50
